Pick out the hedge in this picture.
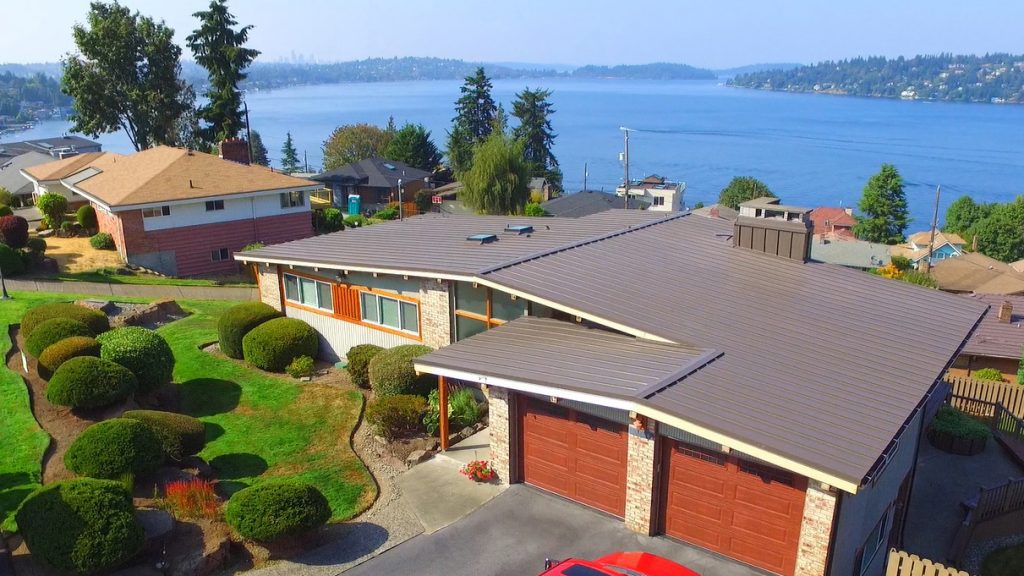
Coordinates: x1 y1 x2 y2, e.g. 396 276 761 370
97 327 175 395
15 478 143 575
22 302 110 338
37 335 101 379
346 344 383 389
65 418 164 479
931 405 992 441
973 368 1005 382
242 317 318 371
90 232 114 250
76 205 98 230
369 344 435 397
24 318 93 358
46 356 137 409
122 410 206 461
225 482 331 541
366 394 427 440
0 215 28 248
216 301 282 359
0 242 24 277
0 204 11 217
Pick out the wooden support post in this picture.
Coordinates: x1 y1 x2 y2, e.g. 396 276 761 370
439 375 449 451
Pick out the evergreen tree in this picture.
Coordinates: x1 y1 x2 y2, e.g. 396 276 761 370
512 87 561 190
281 132 299 173
447 67 496 174
461 130 530 215
187 0 259 144
249 130 269 166
62 2 192 151
445 123 475 177
853 164 909 245
384 123 442 172
717 176 775 210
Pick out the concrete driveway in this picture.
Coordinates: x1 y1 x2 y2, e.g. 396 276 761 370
344 484 765 576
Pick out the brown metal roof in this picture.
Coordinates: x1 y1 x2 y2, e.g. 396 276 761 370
961 294 1024 359
482 215 986 486
415 316 720 400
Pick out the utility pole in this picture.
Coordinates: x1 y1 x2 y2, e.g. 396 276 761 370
304 151 308 173
619 127 634 209
583 162 588 192
925 185 941 274
243 102 253 163
398 178 404 221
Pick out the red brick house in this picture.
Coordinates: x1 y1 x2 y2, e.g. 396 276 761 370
24 145 319 277
809 207 857 240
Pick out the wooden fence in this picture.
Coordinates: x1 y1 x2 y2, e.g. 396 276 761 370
947 376 1024 419
885 549 970 576
973 476 1024 522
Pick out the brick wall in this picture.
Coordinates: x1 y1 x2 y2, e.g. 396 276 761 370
486 386 512 484
624 419 657 534
419 279 451 348
258 265 282 311
795 482 839 576
93 202 126 262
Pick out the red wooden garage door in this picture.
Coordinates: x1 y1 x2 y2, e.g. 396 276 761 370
519 395 628 517
661 440 806 575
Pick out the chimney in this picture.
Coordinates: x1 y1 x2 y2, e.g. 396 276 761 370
218 138 250 165
998 301 1013 323
733 198 813 262
844 207 853 216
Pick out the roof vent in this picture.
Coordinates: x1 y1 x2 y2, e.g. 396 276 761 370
505 225 534 235
467 233 498 244
383 162 396 170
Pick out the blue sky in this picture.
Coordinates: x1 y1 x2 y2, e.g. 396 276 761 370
1 0 1021 68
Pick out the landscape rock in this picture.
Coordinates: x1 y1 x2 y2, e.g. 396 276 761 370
137 508 175 553
75 299 115 313
180 455 214 478
405 449 431 468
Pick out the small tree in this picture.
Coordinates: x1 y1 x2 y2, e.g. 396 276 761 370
36 193 68 229
249 130 269 166
280 131 300 173
384 123 441 172
460 131 530 215
322 123 390 170
853 164 909 245
717 176 775 210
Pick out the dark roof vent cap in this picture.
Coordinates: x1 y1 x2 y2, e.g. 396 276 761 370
505 225 534 235
467 233 498 244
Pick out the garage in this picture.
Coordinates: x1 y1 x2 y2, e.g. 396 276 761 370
660 439 807 575
518 394 629 517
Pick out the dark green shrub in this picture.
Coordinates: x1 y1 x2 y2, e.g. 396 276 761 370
0 204 11 217
346 344 383 388
286 355 316 379
414 189 433 213
122 410 206 461
65 418 163 479
24 318 92 357
366 394 427 440
26 237 46 255
315 208 345 234
22 302 110 338
931 405 992 441
0 215 28 248
0 242 24 276
369 344 435 397
46 356 137 409
890 254 912 272
524 202 548 217
216 301 282 359
375 205 398 220
902 269 939 289
973 368 1005 382
60 221 76 236
424 388 481 436
89 232 114 250
15 478 143 575
242 317 318 371
97 327 175 394
76 205 98 230
225 482 331 541
344 214 369 228
36 192 68 228
37 336 101 379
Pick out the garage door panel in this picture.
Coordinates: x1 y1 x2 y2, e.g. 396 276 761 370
734 484 800 517
671 493 726 524
729 538 788 571
668 517 725 550
731 511 792 543
674 469 728 497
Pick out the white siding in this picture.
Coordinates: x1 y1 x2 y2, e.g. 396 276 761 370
285 305 416 361
142 192 310 231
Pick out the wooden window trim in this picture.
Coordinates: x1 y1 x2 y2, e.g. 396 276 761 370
356 288 422 338
453 284 513 333
282 271 334 313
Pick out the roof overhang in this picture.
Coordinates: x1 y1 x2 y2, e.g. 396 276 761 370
61 181 322 212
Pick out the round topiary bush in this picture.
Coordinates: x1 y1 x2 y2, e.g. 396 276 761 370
76 204 98 230
0 242 24 277
97 326 174 395
122 410 206 461
369 344 435 397
0 214 29 248
241 317 318 371
22 302 110 338
0 204 12 217
346 344 383 389
225 482 331 541
24 318 93 358
26 236 46 255
90 232 114 250
36 192 68 229
15 478 143 575
217 302 282 359
37 335 101 379
65 418 164 479
46 356 137 409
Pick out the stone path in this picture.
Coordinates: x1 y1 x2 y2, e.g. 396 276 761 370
4 279 256 301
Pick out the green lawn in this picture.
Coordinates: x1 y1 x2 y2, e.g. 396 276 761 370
54 268 254 287
984 543 1024 576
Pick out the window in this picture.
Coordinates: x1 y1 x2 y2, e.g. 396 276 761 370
653 196 666 207
211 248 229 262
359 290 419 335
858 509 890 575
280 191 305 208
283 273 333 312
142 206 170 218
453 282 527 340
205 199 225 211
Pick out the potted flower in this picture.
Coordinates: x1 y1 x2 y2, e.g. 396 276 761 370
460 460 496 482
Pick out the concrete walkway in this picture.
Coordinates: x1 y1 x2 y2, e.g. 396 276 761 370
5 278 256 301
398 455 506 534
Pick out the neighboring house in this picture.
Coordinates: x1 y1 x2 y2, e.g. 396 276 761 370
0 135 101 161
1011 259 1024 274
541 190 622 217
529 176 556 201
615 174 684 211
23 151 112 208
809 206 857 240
23 144 319 276
0 151 53 205
811 238 891 269
237 201 983 576
312 157 432 214
930 252 1024 296
891 230 966 267
431 181 474 215
690 202 738 221
949 294 1024 384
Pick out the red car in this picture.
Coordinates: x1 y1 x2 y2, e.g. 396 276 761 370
540 552 701 576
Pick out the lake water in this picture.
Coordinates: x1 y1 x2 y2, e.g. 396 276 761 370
8 78 1024 226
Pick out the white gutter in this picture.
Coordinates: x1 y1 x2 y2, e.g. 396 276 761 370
61 181 321 213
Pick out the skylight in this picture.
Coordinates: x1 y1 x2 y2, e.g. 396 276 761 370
505 225 534 235
467 233 498 244
383 162 396 170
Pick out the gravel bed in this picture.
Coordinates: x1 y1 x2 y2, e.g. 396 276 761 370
962 532 1024 574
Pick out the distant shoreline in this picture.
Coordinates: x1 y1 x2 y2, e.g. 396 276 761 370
727 83 1023 106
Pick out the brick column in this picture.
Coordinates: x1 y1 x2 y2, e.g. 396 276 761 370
418 279 451 349
486 386 512 484
625 418 657 534
795 481 839 576
258 265 282 311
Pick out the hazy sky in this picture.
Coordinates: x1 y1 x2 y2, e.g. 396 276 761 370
1 0 1021 68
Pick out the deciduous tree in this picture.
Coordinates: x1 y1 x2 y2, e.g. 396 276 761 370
512 87 561 190
322 123 390 170
281 132 299 173
384 123 441 172
460 131 530 215
944 195 993 236
853 164 909 245
717 176 775 210
965 197 1024 263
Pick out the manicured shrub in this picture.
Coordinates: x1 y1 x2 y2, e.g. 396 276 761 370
65 418 164 479
424 388 481 436
89 232 114 250
225 482 331 541
36 192 68 228
26 236 46 255
346 343 383 389
22 302 110 338
286 355 316 379
369 344 435 397
46 356 137 409
76 204 98 230
0 204 12 217
366 394 427 440
0 214 28 248
97 326 175 395
216 301 282 359
15 478 143 575
0 242 24 276
24 318 92 358
242 317 318 371
974 368 1006 382
315 207 345 234
344 214 368 228
930 405 992 441
37 335 101 379
375 205 398 220
122 410 206 461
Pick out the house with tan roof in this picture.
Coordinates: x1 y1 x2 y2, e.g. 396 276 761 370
930 252 1024 296
890 230 966 268
22 143 319 276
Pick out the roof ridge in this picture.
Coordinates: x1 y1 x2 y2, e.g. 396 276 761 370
118 147 188 203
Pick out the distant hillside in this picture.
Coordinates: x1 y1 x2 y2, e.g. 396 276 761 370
572 63 715 80
728 53 1024 104
715 63 802 77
